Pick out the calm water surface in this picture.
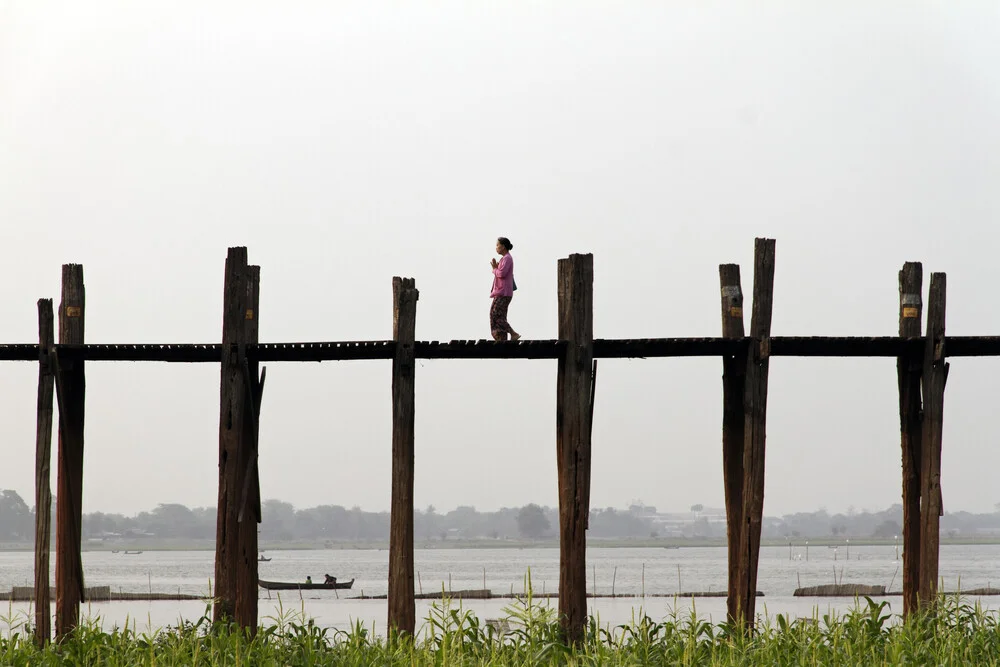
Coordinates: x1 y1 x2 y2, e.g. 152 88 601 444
2 545 999 634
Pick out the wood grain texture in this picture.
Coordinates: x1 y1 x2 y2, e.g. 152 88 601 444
737 239 775 629
719 264 746 625
213 249 261 631
556 254 594 645
897 263 922 619
919 273 947 610
55 265 85 640
235 265 260 630
34 299 54 645
388 277 418 636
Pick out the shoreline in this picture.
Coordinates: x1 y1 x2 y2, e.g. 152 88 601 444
2 536 998 552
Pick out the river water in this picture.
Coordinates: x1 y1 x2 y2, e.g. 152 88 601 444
2 544 998 634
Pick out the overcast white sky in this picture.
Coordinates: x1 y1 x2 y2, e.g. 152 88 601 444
1 2 999 517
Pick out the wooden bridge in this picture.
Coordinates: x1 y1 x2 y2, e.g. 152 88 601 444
6 238 998 644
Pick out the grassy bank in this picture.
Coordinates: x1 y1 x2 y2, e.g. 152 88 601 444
2 594 1000 665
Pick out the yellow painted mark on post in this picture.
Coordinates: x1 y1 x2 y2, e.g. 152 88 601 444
902 307 918 318
730 307 743 317
66 306 81 317
245 309 254 320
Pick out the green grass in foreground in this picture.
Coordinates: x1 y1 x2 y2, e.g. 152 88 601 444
3 594 1000 665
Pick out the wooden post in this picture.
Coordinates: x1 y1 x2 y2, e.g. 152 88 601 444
918 272 947 609
556 253 594 644
896 262 923 618
388 277 418 636
236 265 261 629
54 265 85 640
737 238 775 628
214 248 261 630
33 299 55 646
719 264 746 625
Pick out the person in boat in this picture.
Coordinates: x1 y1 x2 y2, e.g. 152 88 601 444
489 237 520 341
305 576 312 585
324 574 336 585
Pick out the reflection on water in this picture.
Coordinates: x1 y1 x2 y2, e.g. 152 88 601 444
2 544 998 633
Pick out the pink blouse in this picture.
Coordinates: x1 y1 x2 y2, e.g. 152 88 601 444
490 254 514 298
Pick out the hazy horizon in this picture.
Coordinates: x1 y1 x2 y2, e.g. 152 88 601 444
4 485 994 523
2 3 999 517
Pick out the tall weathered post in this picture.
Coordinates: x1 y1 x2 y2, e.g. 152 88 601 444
896 263 923 618
737 238 775 628
54 265 86 639
918 273 947 609
388 277 418 636
214 248 261 630
556 253 594 644
718 265 746 625
236 265 262 628
34 299 55 645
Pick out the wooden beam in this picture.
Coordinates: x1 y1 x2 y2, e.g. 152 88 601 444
896 262 923 619
4 334 1000 364
213 248 261 630
918 272 947 610
388 277 418 637
54 265 86 640
33 299 55 646
767 337 917 357
945 336 1000 357
593 338 741 358
556 254 594 645
419 340 564 359
737 238 775 629
719 264 746 625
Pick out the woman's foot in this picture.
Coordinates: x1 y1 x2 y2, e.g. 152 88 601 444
511 332 521 341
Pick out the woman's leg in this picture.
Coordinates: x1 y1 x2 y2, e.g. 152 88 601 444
491 296 515 341
490 297 508 341
500 296 519 339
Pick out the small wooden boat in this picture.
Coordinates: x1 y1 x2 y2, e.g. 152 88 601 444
258 578 354 591
123 550 143 555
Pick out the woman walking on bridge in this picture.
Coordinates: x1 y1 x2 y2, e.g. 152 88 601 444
490 237 520 341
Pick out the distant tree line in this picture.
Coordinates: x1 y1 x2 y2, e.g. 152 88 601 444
2 490 1000 543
